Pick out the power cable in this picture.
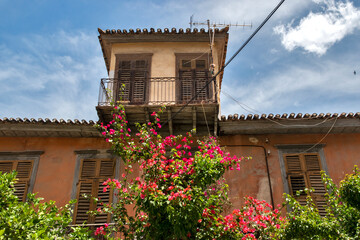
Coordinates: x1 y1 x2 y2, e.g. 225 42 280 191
221 89 334 127
162 0 286 127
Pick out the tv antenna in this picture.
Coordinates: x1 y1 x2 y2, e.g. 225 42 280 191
189 16 252 75
189 15 252 30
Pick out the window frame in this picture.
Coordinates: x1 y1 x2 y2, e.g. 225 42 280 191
276 144 329 214
0 151 43 201
175 53 212 103
114 53 152 104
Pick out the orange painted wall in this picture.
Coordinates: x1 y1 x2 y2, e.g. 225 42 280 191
1 132 359 210
219 133 360 210
0 137 110 207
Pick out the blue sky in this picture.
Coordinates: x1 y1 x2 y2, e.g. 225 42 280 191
0 0 359 120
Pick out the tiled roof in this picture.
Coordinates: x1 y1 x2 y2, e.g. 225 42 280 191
0 117 100 138
98 27 229 35
0 117 96 125
219 112 360 135
220 112 360 121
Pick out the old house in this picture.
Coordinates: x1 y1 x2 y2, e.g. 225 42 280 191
0 27 359 226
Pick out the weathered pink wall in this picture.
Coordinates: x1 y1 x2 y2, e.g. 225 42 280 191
220 133 360 210
0 137 110 207
1 132 359 210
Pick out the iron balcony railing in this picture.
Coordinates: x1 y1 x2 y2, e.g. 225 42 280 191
98 77 217 106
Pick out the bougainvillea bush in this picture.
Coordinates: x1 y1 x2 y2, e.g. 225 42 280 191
96 105 284 240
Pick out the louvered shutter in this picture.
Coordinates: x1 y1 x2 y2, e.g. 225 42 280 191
195 70 209 101
0 161 33 202
179 70 194 102
284 153 327 216
14 161 33 202
285 155 306 197
74 181 94 224
94 181 113 224
132 71 147 103
0 161 13 173
117 60 131 102
304 154 327 216
117 59 148 104
178 56 211 103
74 159 115 224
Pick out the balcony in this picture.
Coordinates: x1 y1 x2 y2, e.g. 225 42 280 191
98 77 216 106
96 77 219 136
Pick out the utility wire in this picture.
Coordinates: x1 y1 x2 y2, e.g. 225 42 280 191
162 0 286 127
221 89 334 127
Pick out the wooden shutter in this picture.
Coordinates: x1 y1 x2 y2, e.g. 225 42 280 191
195 70 209 101
178 56 210 103
0 160 33 202
0 161 14 173
116 58 149 104
284 153 327 216
74 181 94 224
94 181 113 224
74 159 115 224
179 70 194 101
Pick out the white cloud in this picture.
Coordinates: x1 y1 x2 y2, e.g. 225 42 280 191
274 0 360 55
220 52 360 116
0 31 106 120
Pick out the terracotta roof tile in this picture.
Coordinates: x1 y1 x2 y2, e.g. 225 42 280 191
0 117 96 125
220 112 360 121
98 27 228 35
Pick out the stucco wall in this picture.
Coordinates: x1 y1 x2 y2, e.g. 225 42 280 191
1 132 359 210
219 133 360 210
0 137 110 207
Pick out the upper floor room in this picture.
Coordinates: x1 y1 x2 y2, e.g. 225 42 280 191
98 27 228 106
96 27 229 135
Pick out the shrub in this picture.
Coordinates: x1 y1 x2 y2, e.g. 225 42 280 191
0 171 93 240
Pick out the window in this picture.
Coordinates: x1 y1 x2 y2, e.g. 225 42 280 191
277 145 328 216
73 158 115 224
72 150 119 225
0 151 42 202
176 53 212 103
114 54 152 104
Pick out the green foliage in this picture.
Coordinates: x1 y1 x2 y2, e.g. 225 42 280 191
0 171 93 240
340 165 360 211
281 167 360 239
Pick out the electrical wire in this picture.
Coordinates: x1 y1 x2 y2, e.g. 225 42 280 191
162 0 286 127
221 89 335 127
298 116 338 154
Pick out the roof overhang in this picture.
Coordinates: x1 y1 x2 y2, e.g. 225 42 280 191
219 112 360 135
0 118 101 138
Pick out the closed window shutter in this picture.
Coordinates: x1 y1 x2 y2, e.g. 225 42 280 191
284 153 327 216
75 181 94 224
0 161 14 173
117 59 148 104
195 70 209 101
94 180 113 224
74 159 115 224
179 70 194 101
0 161 33 202
178 56 210 103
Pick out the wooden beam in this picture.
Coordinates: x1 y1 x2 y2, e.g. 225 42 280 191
192 106 197 134
214 107 218 137
144 107 150 123
167 107 173 135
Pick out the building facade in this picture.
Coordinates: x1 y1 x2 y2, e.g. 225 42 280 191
1 28 359 225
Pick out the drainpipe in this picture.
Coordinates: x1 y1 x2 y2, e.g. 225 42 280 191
222 144 274 209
